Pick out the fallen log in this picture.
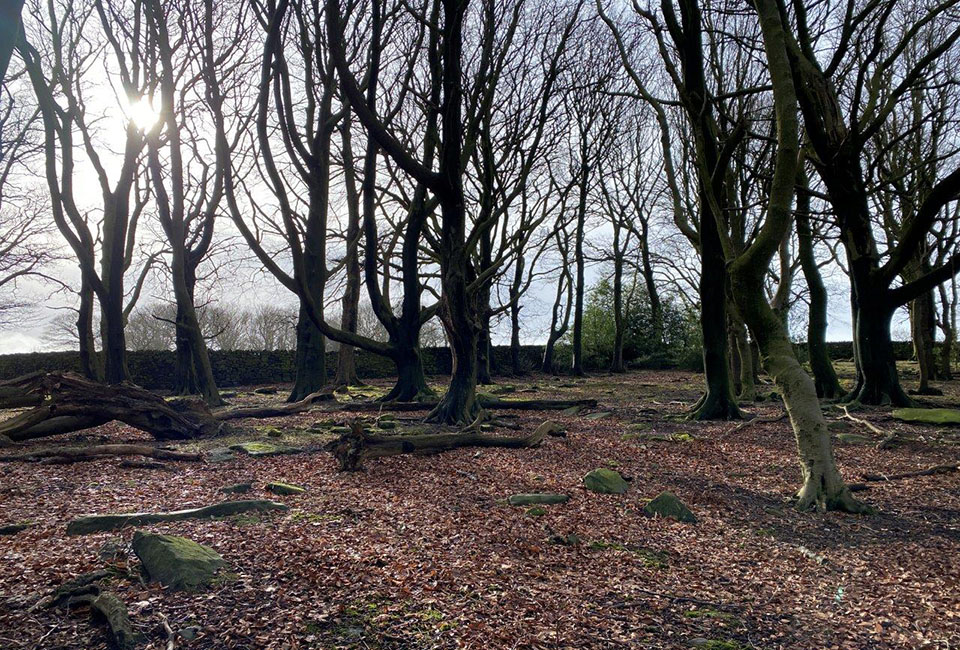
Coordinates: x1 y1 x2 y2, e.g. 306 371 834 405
215 389 335 421
327 420 559 471
0 372 231 442
862 464 958 483
333 397 598 413
0 444 202 464
66 499 289 535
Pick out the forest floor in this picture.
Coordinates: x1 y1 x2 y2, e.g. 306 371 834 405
0 365 958 649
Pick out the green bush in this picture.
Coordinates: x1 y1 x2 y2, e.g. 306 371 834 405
569 276 702 371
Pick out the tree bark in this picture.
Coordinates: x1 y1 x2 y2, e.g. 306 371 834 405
289 301 327 402
327 419 556 471
0 373 228 442
795 186 842 399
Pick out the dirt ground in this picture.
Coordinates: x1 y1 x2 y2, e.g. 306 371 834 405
0 365 958 649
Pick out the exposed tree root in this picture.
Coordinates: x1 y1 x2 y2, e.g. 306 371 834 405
66 499 289 535
0 372 230 442
0 444 202 465
862 464 958 483
326 419 558 471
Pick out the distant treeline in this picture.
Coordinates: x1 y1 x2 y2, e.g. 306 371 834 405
0 341 920 391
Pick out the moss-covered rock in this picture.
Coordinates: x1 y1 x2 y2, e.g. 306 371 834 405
525 507 547 517
267 482 306 495
229 441 301 457
643 491 697 523
583 468 629 494
892 407 960 425
507 493 570 506
132 532 225 591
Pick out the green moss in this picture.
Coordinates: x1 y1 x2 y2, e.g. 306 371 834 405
267 482 306 495
587 541 668 568
892 407 960 425
684 609 736 622
525 506 547 517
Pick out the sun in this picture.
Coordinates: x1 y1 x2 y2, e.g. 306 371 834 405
124 95 161 130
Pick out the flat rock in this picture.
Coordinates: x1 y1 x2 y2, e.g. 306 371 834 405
206 447 236 463
229 442 301 457
133 532 225 591
221 482 253 494
643 491 697 523
507 493 570 506
892 407 960 425
253 387 279 395
267 482 306 495
583 468 629 494
0 522 32 535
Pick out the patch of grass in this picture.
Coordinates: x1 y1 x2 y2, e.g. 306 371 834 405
587 541 668 568
684 608 737 622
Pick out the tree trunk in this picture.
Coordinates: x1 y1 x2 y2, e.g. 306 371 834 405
610 251 626 373
733 272 867 512
910 291 940 394
427 319 479 425
850 303 912 406
478 315 494 384
689 233 741 420
77 275 102 381
571 164 588 376
381 345 434 402
730 313 755 401
99 292 127 385
795 196 842 398
170 251 222 406
289 302 327 402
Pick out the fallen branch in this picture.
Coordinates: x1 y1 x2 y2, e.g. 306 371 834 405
0 444 202 464
719 413 786 440
66 499 289 535
862 464 958 483
836 405 897 449
333 396 598 413
326 420 558 471
215 389 335 421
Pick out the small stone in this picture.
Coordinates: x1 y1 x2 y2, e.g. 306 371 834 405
267 482 306 496
221 482 253 494
253 387 278 395
377 420 397 430
266 428 283 438
583 468 629 494
507 493 570 506
0 522 32 535
643 491 697 523
177 626 201 641
584 411 612 420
